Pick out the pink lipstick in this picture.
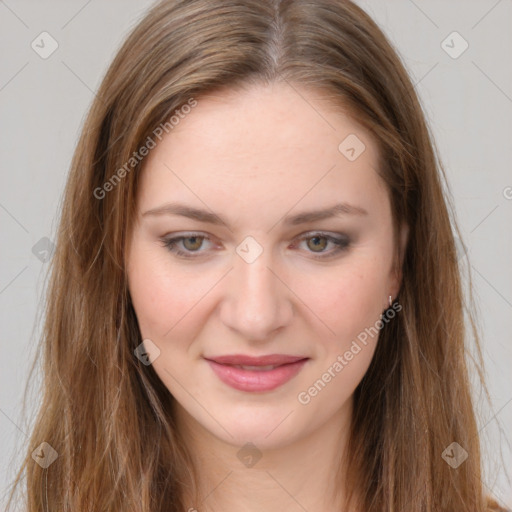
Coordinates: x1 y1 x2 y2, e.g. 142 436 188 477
204 354 309 392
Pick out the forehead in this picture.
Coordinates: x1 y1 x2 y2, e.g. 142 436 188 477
137 82 387 220
168 82 377 159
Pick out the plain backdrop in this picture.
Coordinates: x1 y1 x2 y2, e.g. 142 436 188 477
1 0 511 508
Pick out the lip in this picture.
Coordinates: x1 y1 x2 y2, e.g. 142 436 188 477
204 354 309 392
205 354 306 366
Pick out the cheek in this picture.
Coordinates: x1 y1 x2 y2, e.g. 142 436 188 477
296 257 386 350
293 262 386 411
127 246 209 340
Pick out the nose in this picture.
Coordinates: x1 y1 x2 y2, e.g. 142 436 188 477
219 249 293 342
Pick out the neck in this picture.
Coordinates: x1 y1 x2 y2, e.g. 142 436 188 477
173 397 358 512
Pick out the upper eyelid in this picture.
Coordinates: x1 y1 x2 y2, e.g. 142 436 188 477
163 230 347 240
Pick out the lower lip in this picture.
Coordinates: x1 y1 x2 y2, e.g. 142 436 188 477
206 359 309 392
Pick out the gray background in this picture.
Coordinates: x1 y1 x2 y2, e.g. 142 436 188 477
1 0 511 508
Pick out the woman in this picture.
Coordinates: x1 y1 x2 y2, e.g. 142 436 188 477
5 0 509 510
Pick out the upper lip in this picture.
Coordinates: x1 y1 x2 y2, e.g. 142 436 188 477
204 354 308 366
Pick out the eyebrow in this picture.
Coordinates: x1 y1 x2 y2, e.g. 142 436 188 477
142 201 368 227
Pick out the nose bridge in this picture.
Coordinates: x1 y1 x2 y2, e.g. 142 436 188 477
220 246 291 340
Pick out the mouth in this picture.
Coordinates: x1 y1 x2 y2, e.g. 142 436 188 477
204 354 309 392
226 364 285 371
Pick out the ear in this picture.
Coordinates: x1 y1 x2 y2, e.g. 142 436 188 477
389 222 409 300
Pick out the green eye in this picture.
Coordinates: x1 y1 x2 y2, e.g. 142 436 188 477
298 233 350 258
306 235 329 252
180 236 205 251
162 234 211 257
161 232 350 259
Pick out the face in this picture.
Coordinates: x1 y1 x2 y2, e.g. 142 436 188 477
126 82 407 451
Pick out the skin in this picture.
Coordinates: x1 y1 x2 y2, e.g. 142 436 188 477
126 81 408 511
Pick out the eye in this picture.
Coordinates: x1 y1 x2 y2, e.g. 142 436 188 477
160 231 351 260
160 233 214 258
293 232 350 259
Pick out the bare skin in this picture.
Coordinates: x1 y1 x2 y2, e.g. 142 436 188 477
126 81 407 511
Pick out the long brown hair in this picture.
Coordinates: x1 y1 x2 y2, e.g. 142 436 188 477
5 0 508 510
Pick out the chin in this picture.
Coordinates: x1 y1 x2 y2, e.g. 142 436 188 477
211 409 301 449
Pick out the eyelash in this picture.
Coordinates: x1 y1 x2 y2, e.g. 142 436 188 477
160 232 350 260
